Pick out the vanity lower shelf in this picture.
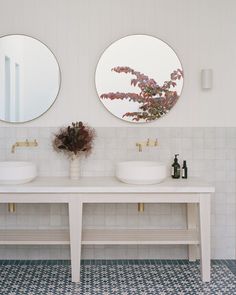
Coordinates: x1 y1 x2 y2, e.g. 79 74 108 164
0 229 199 245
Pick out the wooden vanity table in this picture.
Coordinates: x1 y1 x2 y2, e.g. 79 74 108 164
0 177 214 282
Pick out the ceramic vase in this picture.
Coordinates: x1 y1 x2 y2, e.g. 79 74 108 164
70 156 80 180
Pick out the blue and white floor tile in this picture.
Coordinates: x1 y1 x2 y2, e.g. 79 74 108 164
0 260 235 295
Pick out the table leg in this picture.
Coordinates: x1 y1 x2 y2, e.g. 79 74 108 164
199 194 211 282
187 203 197 261
69 199 83 282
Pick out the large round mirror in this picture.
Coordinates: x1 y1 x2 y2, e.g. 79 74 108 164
95 35 184 123
0 35 60 123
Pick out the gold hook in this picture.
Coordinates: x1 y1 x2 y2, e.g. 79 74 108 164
136 143 142 152
138 203 144 212
8 203 16 213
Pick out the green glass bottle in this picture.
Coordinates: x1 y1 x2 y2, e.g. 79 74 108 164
171 154 180 179
182 160 188 179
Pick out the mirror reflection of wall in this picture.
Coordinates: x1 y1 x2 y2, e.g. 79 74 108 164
0 35 61 123
95 35 184 123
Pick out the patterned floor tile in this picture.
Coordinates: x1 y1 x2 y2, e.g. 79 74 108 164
0 260 235 295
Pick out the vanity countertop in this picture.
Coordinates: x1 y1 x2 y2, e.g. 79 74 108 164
0 177 215 194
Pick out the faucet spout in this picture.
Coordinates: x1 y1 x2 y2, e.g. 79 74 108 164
136 143 142 152
11 143 17 153
11 139 38 153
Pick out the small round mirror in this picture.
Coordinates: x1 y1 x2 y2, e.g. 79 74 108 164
95 35 184 123
0 35 61 123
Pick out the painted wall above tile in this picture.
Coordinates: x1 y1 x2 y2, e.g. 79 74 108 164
0 0 235 127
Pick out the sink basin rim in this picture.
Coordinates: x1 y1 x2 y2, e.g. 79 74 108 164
0 161 35 168
116 160 167 185
117 160 166 167
0 161 37 184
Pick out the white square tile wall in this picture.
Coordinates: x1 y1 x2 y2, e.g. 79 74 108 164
0 127 235 259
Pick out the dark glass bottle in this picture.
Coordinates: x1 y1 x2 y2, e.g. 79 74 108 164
182 160 188 179
171 154 180 179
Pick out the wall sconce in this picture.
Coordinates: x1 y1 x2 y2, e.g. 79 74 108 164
201 69 213 89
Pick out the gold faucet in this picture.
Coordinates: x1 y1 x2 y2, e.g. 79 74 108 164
136 138 159 212
8 139 38 213
9 139 38 213
136 138 158 152
11 139 38 153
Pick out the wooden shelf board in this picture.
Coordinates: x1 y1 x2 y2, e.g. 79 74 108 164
0 229 70 245
82 229 199 245
0 229 199 245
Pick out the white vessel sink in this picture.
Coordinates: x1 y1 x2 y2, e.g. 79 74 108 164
0 161 37 184
116 161 167 185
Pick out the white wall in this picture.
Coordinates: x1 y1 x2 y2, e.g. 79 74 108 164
0 0 235 127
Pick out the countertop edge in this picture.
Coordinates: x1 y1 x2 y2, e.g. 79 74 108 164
0 176 215 194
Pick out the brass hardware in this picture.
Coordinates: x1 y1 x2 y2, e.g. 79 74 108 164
136 143 142 152
136 139 158 152
135 138 159 209
8 203 16 213
138 203 144 212
11 139 38 153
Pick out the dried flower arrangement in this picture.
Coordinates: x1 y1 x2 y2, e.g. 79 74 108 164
100 66 183 122
53 121 96 159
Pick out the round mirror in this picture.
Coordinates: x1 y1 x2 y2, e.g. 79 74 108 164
95 35 184 123
0 35 60 123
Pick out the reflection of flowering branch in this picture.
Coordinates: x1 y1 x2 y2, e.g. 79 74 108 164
100 66 183 121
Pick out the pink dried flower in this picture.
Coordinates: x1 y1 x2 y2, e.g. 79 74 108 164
53 121 96 158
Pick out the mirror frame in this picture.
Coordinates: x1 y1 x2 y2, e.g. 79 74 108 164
0 34 61 124
95 34 184 123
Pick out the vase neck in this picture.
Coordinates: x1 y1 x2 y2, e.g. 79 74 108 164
71 155 79 161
